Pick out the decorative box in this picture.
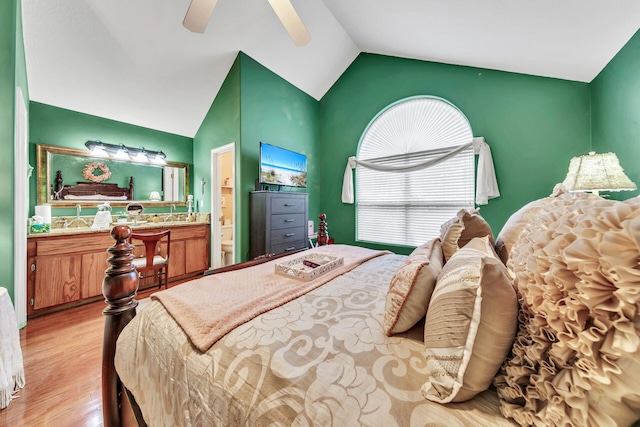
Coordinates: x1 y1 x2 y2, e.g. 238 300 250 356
275 253 344 281
29 223 50 234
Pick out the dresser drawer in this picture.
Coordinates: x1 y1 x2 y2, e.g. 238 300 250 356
250 191 308 259
270 226 306 245
270 196 306 214
270 213 305 230
271 240 307 254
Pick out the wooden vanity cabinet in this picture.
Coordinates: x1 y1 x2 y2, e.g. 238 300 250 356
27 224 210 316
27 233 113 314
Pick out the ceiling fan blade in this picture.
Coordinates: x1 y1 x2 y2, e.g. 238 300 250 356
267 0 311 47
183 0 219 33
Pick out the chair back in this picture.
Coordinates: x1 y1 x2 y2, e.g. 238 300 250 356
130 230 171 269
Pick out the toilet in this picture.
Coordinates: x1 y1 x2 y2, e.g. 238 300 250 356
221 225 233 266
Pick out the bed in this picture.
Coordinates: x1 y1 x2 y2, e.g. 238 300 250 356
52 170 134 201
102 191 640 427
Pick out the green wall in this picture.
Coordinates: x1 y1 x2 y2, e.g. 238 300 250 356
319 53 591 254
239 54 320 261
29 102 194 216
193 53 320 262
591 29 640 200
2 0 28 303
193 56 242 258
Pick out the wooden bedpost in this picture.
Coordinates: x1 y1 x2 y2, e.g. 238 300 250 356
316 213 329 246
54 170 63 199
102 225 140 427
128 176 134 200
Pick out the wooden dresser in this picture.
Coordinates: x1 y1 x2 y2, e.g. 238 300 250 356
250 191 308 259
26 223 210 317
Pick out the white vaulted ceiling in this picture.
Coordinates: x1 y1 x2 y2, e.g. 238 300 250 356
22 0 640 137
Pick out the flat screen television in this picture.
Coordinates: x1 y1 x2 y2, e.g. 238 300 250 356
259 142 307 188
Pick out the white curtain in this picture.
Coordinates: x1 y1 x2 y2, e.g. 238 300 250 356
342 137 500 205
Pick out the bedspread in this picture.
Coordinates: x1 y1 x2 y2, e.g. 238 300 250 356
115 253 515 426
152 245 389 352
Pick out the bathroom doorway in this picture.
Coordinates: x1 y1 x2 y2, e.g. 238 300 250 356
210 143 236 269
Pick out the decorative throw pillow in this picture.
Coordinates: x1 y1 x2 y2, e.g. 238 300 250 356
495 195 640 427
422 236 517 403
440 209 494 262
383 238 444 336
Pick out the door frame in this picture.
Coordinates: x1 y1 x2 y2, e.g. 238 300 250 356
14 87 28 327
210 143 236 269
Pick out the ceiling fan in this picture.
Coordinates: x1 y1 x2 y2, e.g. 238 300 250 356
183 0 311 46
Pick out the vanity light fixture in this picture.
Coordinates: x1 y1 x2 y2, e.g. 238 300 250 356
151 151 167 165
87 141 109 158
84 140 168 165
114 144 130 161
134 147 150 163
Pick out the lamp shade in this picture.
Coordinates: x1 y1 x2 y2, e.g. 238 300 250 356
562 151 636 193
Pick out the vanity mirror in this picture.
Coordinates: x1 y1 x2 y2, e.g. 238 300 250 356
36 144 191 207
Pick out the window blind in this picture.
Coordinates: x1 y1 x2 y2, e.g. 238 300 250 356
356 145 474 246
354 96 477 247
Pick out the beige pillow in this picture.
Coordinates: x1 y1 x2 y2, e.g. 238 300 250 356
422 236 517 403
383 239 444 336
440 209 494 262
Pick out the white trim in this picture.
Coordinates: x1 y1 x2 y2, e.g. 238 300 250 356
210 143 236 269
14 87 28 328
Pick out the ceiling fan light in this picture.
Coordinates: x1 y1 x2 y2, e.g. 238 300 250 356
183 0 219 33
267 0 311 47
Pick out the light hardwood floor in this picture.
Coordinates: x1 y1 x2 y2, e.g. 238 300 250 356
0 289 157 427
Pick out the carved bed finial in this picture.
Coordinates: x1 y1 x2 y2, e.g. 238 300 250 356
317 213 329 246
54 170 63 199
102 225 141 427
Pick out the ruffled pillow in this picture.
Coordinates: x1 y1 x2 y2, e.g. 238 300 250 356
422 236 517 403
383 238 443 335
494 184 599 266
495 195 640 427
440 209 494 262
495 198 557 265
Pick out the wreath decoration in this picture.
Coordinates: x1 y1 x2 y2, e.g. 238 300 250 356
83 161 111 183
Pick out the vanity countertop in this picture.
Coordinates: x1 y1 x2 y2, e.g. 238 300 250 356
28 220 210 239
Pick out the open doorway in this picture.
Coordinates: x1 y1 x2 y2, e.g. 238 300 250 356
210 143 236 269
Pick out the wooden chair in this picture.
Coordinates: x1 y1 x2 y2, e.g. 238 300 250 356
130 230 170 289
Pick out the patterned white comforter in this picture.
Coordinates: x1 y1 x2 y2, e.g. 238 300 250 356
115 253 515 426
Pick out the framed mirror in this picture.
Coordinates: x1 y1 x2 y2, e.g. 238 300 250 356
36 144 191 207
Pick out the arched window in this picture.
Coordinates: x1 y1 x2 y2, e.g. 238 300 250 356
356 96 475 247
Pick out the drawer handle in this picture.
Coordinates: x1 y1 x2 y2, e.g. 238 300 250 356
284 203 294 207
285 246 296 251
285 233 296 237
284 219 296 223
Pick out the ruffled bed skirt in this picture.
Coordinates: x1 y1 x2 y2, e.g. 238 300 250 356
0 287 25 409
